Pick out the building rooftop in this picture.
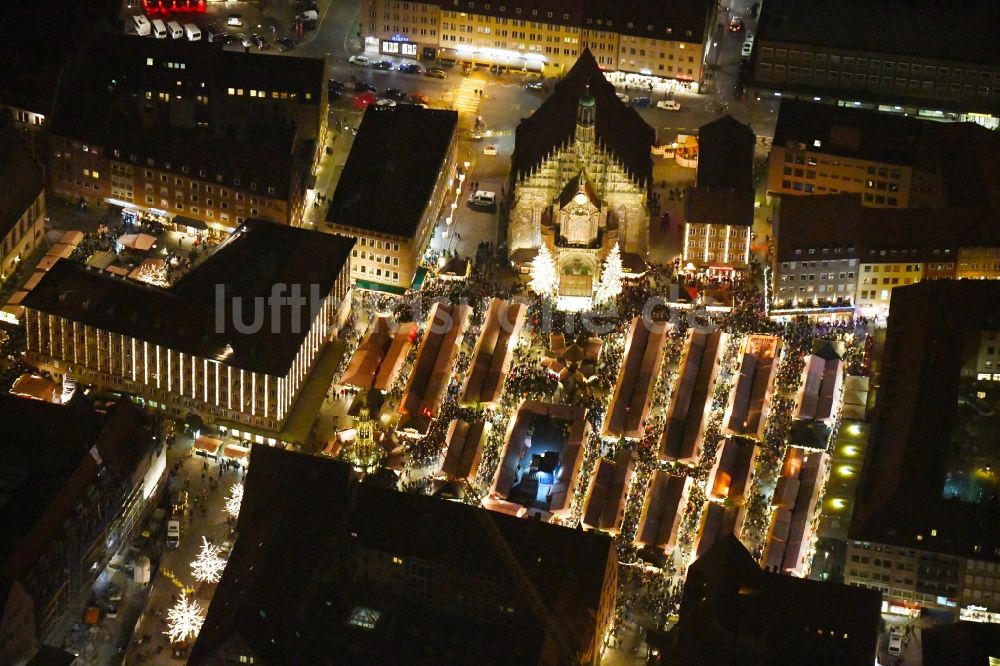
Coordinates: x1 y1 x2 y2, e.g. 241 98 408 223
582 0 713 44
0 133 44 238
326 105 457 238
851 280 1000 563
774 194 1000 262
49 34 325 146
757 0 1000 66
773 99 926 166
104 123 299 202
696 115 756 194
0 395 149 578
665 534 881 665
191 446 615 665
22 220 354 376
511 49 655 186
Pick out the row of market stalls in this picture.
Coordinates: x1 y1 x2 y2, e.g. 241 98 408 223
660 329 725 462
1 230 83 324
460 298 525 407
603 317 669 440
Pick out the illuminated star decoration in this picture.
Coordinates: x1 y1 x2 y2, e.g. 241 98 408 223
191 537 227 584
225 482 243 518
164 591 205 644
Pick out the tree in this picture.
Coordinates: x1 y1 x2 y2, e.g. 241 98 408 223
191 537 227 584
165 592 205 644
529 244 558 299
595 242 623 304
225 482 243 518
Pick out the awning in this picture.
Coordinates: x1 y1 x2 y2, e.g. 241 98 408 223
354 278 407 295
411 266 428 290
173 215 208 231
193 435 222 456
222 442 250 460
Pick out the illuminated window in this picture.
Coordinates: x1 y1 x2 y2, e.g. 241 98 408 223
228 87 235 95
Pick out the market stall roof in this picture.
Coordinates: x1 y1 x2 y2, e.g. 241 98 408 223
46 243 74 259
7 290 28 305
194 435 222 456
118 233 157 251
105 265 129 276
10 374 57 402
36 255 59 272
23 271 46 291
59 230 84 246
223 442 250 460
173 215 208 231
85 251 116 270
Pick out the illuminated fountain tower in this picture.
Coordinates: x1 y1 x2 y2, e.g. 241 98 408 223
349 394 384 474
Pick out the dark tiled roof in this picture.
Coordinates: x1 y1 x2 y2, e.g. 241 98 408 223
697 115 755 195
774 194 1000 262
0 134 44 239
684 187 754 227
582 0 714 43
0 396 149 577
773 99 925 165
757 0 1000 66
21 220 354 376
192 446 615 664
669 535 881 665
326 105 457 238
49 34 324 146
105 124 298 201
850 281 1000 562
511 49 655 186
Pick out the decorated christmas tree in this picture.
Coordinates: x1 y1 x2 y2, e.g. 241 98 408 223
595 242 624 304
529 243 559 299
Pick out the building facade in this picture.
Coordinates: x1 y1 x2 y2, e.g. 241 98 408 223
46 36 326 234
362 0 713 82
0 397 164 656
751 0 1000 123
0 136 46 290
508 50 653 307
22 222 354 440
327 105 458 291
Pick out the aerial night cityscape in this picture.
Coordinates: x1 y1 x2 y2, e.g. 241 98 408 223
1 0 999 665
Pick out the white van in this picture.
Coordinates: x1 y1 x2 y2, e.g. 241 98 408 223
167 21 183 39
151 18 167 39
468 190 497 210
166 519 181 548
184 23 201 41
132 14 151 36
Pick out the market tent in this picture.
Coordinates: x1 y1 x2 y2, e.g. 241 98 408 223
46 243 75 259
59 230 85 246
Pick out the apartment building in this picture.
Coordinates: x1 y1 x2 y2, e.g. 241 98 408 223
846 281 1000 619
22 220 354 441
46 35 326 232
751 0 1000 122
768 100 1000 209
191 447 618 665
326 105 458 291
0 396 163 659
772 194 1000 315
362 0 713 81
0 133 46 289
683 116 756 271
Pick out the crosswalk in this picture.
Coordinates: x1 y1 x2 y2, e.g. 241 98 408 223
453 78 481 114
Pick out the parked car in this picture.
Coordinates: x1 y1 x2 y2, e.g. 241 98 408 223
348 55 370 66
632 96 652 108
483 144 498 155
107 583 122 602
383 88 408 102
106 603 119 619
251 34 270 50
656 99 681 111
741 40 754 58
166 519 181 549
398 63 421 74
888 629 903 656
371 60 394 70
226 14 243 27
409 92 429 104
328 79 346 93
424 67 447 78
353 81 376 94
276 37 298 51
729 16 745 32
615 91 630 104
525 81 545 91
375 98 396 107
